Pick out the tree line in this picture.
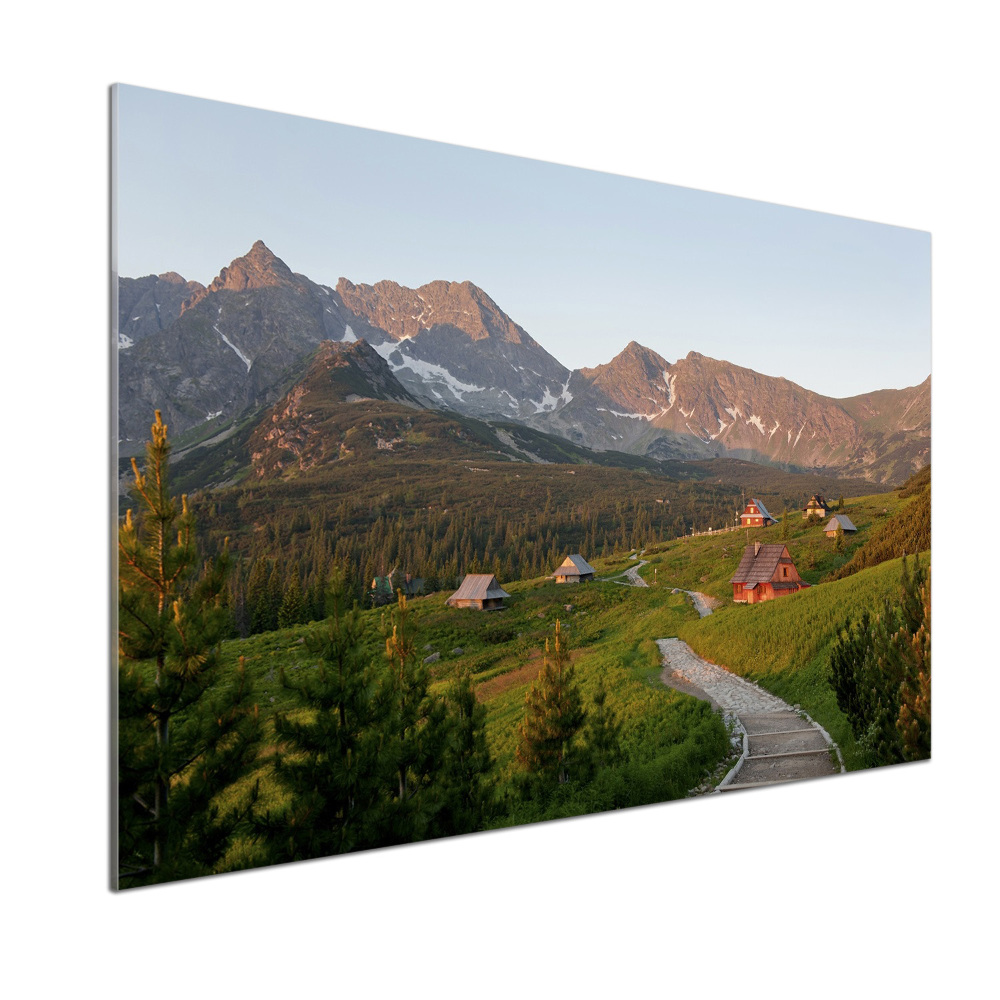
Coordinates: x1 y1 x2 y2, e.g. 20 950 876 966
186 475 745 638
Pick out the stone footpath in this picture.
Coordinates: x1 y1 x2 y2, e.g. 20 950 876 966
656 637 842 792
674 589 719 618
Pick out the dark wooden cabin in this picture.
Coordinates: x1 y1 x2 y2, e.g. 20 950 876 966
729 542 810 604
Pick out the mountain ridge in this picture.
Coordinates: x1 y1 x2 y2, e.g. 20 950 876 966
117 241 929 483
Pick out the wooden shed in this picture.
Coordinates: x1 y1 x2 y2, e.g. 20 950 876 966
823 514 857 537
739 499 776 528
729 542 810 604
802 494 830 519
446 574 511 611
551 554 596 584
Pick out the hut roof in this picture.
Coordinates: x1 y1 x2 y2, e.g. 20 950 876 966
824 514 857 532
554 554 596 576
448 574 511 602
729 543 791 585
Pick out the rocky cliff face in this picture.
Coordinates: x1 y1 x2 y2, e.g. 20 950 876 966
533 345 929 481
117 271 204 349
334 277 571 419
117 241 930 483
118 242 357 449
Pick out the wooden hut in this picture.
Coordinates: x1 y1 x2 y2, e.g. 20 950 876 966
802 494 830 519
729 542 810 604
823 514 857 537
551 554 596 584
446 574 511 611
739 499 776 528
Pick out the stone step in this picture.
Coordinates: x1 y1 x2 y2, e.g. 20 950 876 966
735 751 839 785
748 730 830 756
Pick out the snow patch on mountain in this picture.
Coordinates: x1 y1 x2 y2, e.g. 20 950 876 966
370 341 484 399
685 422 712 444
711 418 730 440
597 407 646 420
118 333 134 349
343 324 357 343
664 372 677 409
213 313 252 371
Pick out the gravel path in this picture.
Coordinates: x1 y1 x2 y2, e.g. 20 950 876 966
602 566 842 791
655 637 842 792
676 589 718 617
600 557 650 587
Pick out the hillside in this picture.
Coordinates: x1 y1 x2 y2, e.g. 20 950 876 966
675 553 929 769
162 568 733 877
631 488 918 600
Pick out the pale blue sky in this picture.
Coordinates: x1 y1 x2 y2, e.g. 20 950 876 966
114 84 930 398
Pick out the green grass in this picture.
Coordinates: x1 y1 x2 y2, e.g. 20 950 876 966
632 490 915 599
673 552 929 768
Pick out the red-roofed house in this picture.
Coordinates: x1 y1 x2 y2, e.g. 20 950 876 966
729 542 810 604
739 499 776 528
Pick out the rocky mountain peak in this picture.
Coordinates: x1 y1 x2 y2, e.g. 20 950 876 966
334 275 535 346
582 341 670 382
181 241 303 313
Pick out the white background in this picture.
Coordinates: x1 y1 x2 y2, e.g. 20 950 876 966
3 2 995 996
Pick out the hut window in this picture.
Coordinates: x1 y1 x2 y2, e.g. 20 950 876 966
782 567 788 578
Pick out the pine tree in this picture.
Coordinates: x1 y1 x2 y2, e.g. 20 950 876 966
118 411 262 886
438 669 494 835
278 568 304 628
516 621 586 784
261 567 392 861
834 523 845 553
381 594 453 842
896 566 931 762
829 557 930 767
583 680 623 774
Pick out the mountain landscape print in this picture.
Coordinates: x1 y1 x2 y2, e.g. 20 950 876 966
113 84 931 889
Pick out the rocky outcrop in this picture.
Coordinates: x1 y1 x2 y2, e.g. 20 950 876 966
117 271 204 349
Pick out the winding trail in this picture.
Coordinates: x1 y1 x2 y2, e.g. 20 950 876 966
655 596 843 792
601 552 650 588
